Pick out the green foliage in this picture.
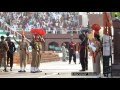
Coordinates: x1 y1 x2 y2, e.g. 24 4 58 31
111 12 120 18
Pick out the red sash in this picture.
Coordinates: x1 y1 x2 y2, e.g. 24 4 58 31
92 50 100 63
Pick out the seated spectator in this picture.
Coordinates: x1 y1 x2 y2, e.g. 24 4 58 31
0 12 84 34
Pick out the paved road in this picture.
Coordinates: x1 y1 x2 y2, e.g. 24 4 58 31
0 56 113 78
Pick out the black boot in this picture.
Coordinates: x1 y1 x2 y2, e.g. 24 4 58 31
80 69 85 71
69 60 71 64
74 62 76 64
10 67 12 71
80 64 86 71
18 70 22 72
85 66 88 70
3 68 8 72
85 63 88 70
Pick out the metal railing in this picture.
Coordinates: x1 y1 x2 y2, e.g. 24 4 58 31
14 28 82 34
4 27 105 35
45 29 81 34
0 19 30 42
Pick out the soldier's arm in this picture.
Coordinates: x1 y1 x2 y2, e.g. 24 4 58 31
38 36 42 42
41 37 45 43
24 42 29 55
30 41 32 46
26 42 29 51
80 37 86 45
5 41 9 52
39 36 45 43
13 42 16 52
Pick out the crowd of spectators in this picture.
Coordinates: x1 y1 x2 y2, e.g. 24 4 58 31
0 12 83 34
0 12 103 34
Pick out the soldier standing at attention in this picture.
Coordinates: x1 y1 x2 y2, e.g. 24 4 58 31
30 36 36 73
36 35 45 72
0 36 9 72
13 35 29 72
30 35 45 73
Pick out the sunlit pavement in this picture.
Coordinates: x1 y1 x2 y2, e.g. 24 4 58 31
0 55 114 78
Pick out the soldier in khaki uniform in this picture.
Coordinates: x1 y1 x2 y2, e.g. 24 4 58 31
13 35 29 72
0 36 9 72
30 35 45 73
30 36 37 73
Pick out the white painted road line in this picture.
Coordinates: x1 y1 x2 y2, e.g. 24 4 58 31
38 73 58 78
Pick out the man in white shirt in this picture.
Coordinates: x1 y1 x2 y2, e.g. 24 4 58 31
102 33 112 77
61 43 67 61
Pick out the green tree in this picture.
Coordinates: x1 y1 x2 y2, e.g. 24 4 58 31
111 12 120 18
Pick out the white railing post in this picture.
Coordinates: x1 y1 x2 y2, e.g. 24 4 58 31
43 29 82 35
